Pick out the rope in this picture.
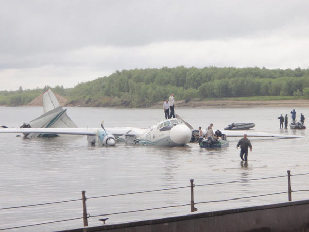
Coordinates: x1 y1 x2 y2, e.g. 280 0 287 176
0 216 83 231
0 198 81 211
293 189 309 193
195 175 287 187
196 191 288 205
90 203 191 218
291 172 309 177
87 186 190 200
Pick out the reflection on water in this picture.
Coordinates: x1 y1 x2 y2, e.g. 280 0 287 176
1 106 309 231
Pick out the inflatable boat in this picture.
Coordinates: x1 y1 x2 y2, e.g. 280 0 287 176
224 123 255 130
290 122 306 129
199 138 229 148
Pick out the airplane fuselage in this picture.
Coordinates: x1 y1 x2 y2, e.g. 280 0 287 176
134 119 192 146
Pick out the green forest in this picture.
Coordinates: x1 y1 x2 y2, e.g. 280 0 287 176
2 66 309 107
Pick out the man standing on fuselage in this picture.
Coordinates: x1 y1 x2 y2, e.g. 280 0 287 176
163 100 170 119
169 94 175 118
237 134 252 162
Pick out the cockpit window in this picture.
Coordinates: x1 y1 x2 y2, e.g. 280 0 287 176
170 119 179 125
157 119 180 129
163 121 171 127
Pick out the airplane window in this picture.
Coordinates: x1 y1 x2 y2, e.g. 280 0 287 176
163 121 171 127
171 119 179 125
158 123 164 129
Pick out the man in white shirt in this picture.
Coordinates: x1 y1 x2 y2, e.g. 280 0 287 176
169 94 175 118
163 100 170 119
205 123 214 139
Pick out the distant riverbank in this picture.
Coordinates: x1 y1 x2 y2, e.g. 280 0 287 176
159 99 309 108
24 96 309 108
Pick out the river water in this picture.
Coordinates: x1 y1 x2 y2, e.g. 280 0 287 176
1 106 309 231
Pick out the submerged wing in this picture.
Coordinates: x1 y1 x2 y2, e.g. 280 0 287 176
0 128 99 136
223 130 303 139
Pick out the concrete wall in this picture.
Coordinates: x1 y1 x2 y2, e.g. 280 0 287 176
59 200 309 232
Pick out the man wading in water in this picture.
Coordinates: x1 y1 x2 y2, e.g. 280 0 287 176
237 134 252 162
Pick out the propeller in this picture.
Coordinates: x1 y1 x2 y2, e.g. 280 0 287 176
101 121 107 133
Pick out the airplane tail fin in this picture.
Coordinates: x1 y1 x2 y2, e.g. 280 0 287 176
43 89 60 113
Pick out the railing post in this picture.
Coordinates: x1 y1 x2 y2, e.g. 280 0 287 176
190 179 197 212
287 170 292 201
82 190 88 227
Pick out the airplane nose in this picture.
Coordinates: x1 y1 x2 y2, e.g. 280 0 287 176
106 137 116 146
170 124 192 145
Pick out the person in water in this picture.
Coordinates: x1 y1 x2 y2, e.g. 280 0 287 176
237 134 252 162
278 114 284 128
284 114 288 129
169 94 175 118
163 100 170 119
301 113 305 125
291 109 296 123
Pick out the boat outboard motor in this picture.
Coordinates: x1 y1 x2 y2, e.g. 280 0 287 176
215 130 222 137
190 130 199 142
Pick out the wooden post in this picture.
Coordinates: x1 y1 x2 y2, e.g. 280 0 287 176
287 170 292 201
82 191 88 227
190 179 197 212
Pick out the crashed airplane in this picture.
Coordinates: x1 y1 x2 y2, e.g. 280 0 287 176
21 89 77 138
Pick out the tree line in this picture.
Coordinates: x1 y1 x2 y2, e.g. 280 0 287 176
2 67 309 107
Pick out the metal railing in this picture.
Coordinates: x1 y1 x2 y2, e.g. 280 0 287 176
0 170 308 231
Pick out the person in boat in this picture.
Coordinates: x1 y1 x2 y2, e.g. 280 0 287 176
284 114 288 129
278 114 284 129
237 134 252 162
169 93 175 118
198 126 204 143
205 123 216 142
163 100 170 119
291 109 296 123
301 113 305 125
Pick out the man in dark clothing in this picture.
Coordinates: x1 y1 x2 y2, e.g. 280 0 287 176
284 114 288 129
278 114 284 129
237 134 252 161
169 94 175 118
163 100 169 119
291 109 296 123
301 113 305 125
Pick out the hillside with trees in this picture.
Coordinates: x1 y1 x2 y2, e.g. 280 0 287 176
2 67 309 107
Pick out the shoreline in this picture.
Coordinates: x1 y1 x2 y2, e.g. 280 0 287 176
2 99 309 108
151 99 309 108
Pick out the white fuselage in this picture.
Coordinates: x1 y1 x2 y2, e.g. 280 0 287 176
135 119 192 146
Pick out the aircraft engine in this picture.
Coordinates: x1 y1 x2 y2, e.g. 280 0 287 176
97 130 116 146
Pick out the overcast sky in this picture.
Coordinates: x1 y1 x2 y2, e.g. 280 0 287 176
1 0 309 90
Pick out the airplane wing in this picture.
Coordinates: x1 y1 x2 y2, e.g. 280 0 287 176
222 130 303 139
0 127 147 137
106 127 147 137
0 128 99 136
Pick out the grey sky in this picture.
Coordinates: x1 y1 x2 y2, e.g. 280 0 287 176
1 0 309 90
